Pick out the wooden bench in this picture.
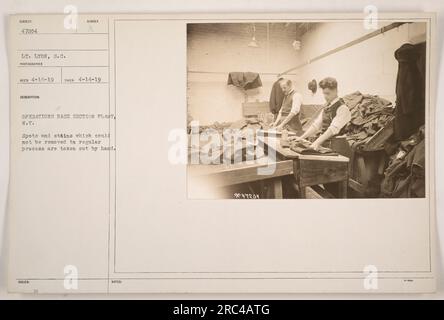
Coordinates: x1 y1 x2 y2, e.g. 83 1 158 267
188 156 294 199
259 136 350 198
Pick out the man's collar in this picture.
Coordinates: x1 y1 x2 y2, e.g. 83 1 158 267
327 96 340 107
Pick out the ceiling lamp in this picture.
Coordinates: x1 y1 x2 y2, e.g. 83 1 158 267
292 40 302 50
292 23 302 50
248 24 259 48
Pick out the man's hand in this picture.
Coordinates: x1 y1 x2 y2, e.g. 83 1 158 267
276 124 284 131
289 135 303 142
310 141 320 151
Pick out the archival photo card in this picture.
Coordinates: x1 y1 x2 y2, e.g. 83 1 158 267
7 12 436 294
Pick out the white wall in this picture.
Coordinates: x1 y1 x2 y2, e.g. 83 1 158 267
295 22 427 103
187 22 427 125
187 23 302 125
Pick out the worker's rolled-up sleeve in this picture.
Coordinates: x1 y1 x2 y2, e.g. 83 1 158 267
328 105 351 135
290 93 302 114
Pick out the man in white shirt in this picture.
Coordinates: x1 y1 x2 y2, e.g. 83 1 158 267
271 79 303 135
298 77 351 150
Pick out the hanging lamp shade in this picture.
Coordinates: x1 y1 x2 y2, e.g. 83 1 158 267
247 23 259 48
248 36 259 48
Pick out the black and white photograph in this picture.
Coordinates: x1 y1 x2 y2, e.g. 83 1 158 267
2 8 439 297
187 21 427 199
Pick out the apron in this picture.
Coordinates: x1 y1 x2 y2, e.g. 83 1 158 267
280 90 303 135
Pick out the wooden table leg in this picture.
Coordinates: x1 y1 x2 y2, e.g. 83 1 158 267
337 180 348 198
273 178 283 199
259 180 266 199
299 185 306 199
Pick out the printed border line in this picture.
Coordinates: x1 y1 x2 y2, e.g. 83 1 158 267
107 17 111 294
111 17 433 278
16 276 435 281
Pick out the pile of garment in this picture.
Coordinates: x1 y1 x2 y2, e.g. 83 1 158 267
380 125 425 198
187 118 269 164
228 118 269 136
188 118 269 135
342 91 395 148
192 121 232 134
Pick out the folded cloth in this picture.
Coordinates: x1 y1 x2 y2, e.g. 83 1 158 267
297 147 338 156
391 140 425 198
289 139 338 156
227 72 262 90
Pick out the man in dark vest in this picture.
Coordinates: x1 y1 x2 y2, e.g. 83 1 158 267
271 79 303 135
298 77 351 151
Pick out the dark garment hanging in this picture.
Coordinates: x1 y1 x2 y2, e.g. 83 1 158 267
269 77 285 114
391 140 425 198
393 42 426 140
227 72 262 90
381 125 425 198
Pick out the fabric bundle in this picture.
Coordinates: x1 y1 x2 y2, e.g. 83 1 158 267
341 91 394 148
288 137 338 156
380 125 425 198
188 118 269 165
191 121 232 134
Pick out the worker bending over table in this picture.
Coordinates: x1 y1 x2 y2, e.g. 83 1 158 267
293 77 352 197
271 79 304 136
295 77 351 154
